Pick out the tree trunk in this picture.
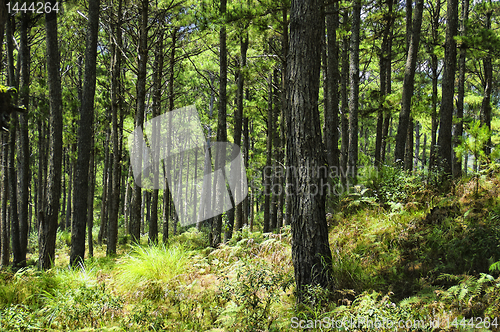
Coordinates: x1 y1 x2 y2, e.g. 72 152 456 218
107 0 123 255
325 0 340 170
230 33 248 236
163 28 178 243
98 131 110 245
348 0 361 181
243 116 250 227
263 72 273 233
453 0 468 177
211 0 227 247
130 0 148 244
404 119 414 172
9 115 22 268
480 6 492 157
394 0 424 166
65 145 74 230
70 0 100 266
270 69 280 231
40 1 64 270
376 0 393 166
414 121 420 170
437 0 458 175
87 139 95 257
149 24 163 245
1 133 9 266
340 14 349 185
287 0 333 302
124 166 131 233
18 11 30 264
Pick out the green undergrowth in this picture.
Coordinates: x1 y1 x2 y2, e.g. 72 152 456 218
2 171 500 330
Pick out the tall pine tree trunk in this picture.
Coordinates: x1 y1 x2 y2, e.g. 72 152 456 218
325 0 340 170
348 0 361 181
437 0 458 175
376 0 393 166
287 0 333 302
453 0 468 177
263 72 273 233
394 0 424 166
211 0 227 247
18 11 30 264
340 14 349 185
87 139 95 257
230 34 248 235
40 1 63 269
480 5 492 157
70 0 100 266
107 0 123 254
130 0 148 243
1 133 9 266
149 25 163 245
428 0 441 172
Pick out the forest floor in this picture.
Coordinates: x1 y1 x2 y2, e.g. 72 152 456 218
1 169 500 331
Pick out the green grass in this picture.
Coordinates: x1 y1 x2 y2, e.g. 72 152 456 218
2 169 500 330
116 243 192 300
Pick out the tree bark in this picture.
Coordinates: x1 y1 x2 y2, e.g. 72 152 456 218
340 13 349 185
107 0 123 254
325 0 339 170
70 0 100 266
270 69 279 231
376 0 393 166
437 0 458 175
211 0 227 247
348 0 361 181
87 139 95 257
264 72 273 233
98 131 110 245
40 1 64 270
9 114 22 268
394 0 424 166
404 119 414 172
453 0 468 177
480 6 492 157
130 0 148 243
149 24 163 245
1 133 9 266
18 11 30 264
287 0 333 302
229 33 248 236
428 0 441 172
